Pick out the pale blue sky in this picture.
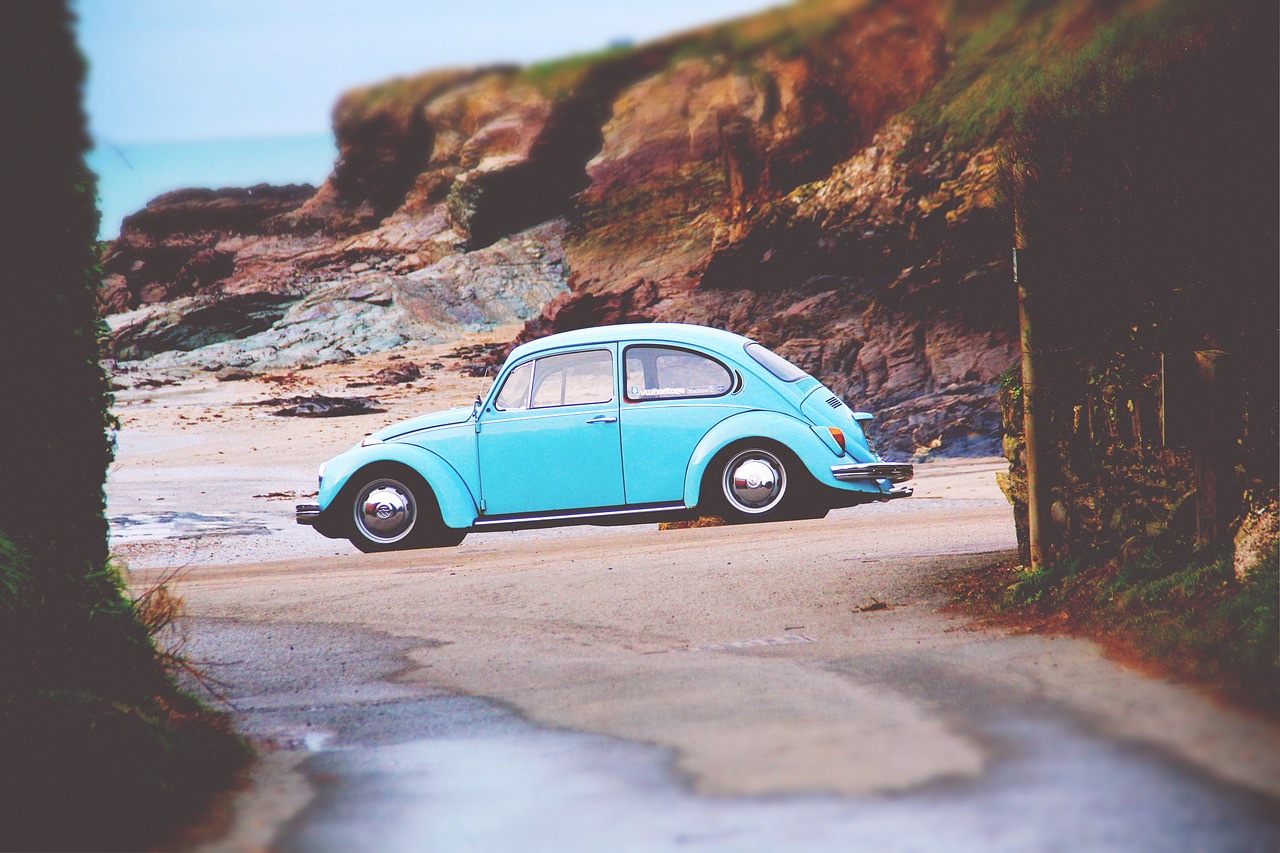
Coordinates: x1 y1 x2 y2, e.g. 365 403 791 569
76 0 785 144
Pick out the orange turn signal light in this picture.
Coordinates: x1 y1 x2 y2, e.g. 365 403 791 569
828 427 846 453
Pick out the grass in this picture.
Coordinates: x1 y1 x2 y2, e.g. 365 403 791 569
903 0 1234 155
520 0 857 98
906 0 1070 152
666 0 855 65
335 0 1242 173
520 44 639 96
1 687 252 851
953 543 1280 712
0 538 252 851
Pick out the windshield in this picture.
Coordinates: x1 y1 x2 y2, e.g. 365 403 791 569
744 342 808 382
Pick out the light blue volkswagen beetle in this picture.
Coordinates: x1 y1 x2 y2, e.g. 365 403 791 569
297 323 913 551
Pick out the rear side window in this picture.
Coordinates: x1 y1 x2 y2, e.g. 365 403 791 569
745 342 807 383
530 349 614 408
625 346 732 402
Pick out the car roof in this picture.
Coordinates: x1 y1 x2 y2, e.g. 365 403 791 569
508 323 756 361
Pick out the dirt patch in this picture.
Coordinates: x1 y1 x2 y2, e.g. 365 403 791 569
249 394 387 418
347 361 423 388
945 554 1280 718
443 342 508 377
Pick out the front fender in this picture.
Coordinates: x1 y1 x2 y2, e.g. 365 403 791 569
319 443 478 529
683 411 884 507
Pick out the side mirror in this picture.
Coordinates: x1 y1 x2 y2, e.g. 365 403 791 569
471 395 482 420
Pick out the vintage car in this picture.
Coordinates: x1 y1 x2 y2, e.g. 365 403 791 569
297 323 913 551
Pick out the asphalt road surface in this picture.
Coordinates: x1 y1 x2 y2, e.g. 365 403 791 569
116 459 1280 852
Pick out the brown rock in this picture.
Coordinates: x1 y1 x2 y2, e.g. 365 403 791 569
214 367 255 382
99 185 316 313
96 0 1025 458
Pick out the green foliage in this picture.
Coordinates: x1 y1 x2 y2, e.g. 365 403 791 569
668 0 849 64
1005 552 1086 606
1112 545 1278 696
521 44 637 95
0 531 253 847
1 3 116 573
0 1 145 697
0 6 251 848
907 0 1066 152
1025 0 1225 120
521 0 849 97
1210 552 1280 680
0 688 252 851
0 534 36 615
990 543 1279 706
0 531 164 704
351 76 419 112
999 0 1279 505
904 0 1252 155
998 365 1023 414
1003 0 1277 357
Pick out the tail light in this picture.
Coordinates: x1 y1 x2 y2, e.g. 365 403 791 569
828 427 846 453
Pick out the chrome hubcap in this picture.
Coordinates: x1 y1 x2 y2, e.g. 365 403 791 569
723 450 785 513
355 479 416 543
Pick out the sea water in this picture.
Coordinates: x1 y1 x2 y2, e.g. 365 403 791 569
88 133 337 240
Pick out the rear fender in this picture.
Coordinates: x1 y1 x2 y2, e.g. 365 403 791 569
682 411 882 507
319 443 478 529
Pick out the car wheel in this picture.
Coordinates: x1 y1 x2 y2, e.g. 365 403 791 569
717 446 794 521
348 470 464 552
710 444 831 523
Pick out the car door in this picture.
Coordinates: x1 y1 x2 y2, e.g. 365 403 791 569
619 344 742 505
477 346 624 516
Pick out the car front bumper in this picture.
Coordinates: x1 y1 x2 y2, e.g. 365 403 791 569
296 503 322 525
829 462 914 484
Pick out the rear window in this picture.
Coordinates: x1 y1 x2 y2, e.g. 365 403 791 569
744 342 807 383
625 346 732 402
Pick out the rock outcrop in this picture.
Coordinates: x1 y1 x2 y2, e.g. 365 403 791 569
108 220 569 376
99 184 318 313
101 0 1188 457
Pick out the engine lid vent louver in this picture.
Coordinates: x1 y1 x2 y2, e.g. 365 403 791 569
826 396 842 409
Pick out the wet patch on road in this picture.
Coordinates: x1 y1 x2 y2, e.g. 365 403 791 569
281 714 1280 853
188 619 1280 853
646 634 819 654
109 511 275 543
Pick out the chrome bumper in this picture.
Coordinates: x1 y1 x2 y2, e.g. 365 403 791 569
295 503 322 525
830 462 914 484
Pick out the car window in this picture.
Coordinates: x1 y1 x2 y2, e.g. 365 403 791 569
530 349 614 408
494 360 534 410
625 346 732 402
744 342 807 382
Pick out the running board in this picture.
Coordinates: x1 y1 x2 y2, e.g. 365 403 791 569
473 503 687 527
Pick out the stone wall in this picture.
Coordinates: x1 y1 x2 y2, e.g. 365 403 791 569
999 352 1274 573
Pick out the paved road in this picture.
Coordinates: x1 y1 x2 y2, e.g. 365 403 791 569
143 459 1280 852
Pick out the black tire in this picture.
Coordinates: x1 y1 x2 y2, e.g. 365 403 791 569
707 443 820 523
346 466 465 552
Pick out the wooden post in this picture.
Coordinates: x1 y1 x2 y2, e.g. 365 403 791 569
1159 352 1167 447
1193 350 1239 547
1014 163 1054 572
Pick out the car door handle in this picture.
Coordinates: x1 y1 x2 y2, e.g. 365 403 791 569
586 415 617 424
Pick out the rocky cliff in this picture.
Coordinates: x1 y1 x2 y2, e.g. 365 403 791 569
101 0 1208 459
